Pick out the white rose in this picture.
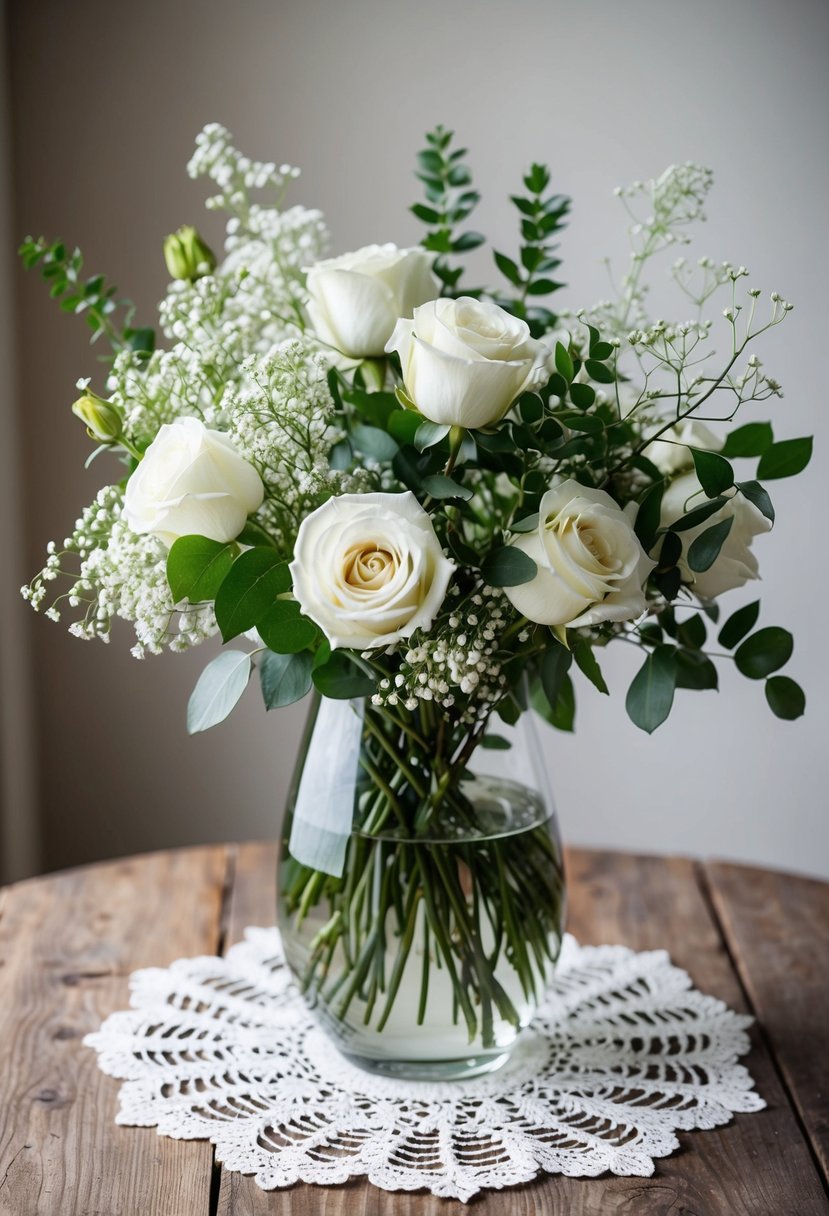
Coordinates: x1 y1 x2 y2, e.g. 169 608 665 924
305 243 438 359
124 417 264 548
644 418 722 476
386 297 551 429
660 472 771 598
290 492 455 650
503 480 656 628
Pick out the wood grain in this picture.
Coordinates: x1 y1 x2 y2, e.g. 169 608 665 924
215 846 829 1216
0 846 229 1216
705 860 829 1181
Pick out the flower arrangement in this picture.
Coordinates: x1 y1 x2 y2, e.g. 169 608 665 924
21 124 809 1074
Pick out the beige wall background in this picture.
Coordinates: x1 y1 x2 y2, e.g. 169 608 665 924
3 0 827 882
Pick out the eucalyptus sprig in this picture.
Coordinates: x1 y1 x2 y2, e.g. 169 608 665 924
18 236 154 355
493 163 570 337
411 125 484 295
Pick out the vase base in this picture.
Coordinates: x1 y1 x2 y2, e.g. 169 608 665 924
340 1047 512 1082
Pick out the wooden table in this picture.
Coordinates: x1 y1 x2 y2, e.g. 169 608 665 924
1 845 827 1215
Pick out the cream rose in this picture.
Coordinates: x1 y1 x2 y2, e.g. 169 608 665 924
503 480 655 628
305 243 438 359
385 297 551 429
290 492 455 649
644 418 722 476
124 417 264 548
660 472 771 598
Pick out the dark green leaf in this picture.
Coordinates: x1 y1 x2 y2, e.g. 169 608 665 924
735 627 793 679
572 637 609 694
765 675 805 720
525 278 560 296
569 382 596 410
386 409 422 446
692 448 734 497
718 600 760 649
481 734 512 750
312 651 375 699
260 650 314 708
687 516 734 573
736 480 775 524
494 251 522 286
445 529 478 566
675 650 719 690
422 474 473 500
510 512 540 533
677 612 706 649
757 437 812 480
634 482 664 550
167 535 236 604
257 600 318 654
589 340 614 360
214 549 291 642
721 422 774 458
659 531 682 568
554 342 574 382
584 359 615 384
481 546 537 587
415 421 451 451
539 643 573 707
671 496 728 531
187 651 251 733
625 645 677 733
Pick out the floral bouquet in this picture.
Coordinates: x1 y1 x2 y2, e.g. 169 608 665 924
22 124 809 1078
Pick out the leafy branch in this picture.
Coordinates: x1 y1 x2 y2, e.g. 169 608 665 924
19 236 154 355
411 126 484 295
493 163 570 337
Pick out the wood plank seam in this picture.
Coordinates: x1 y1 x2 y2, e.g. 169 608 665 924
210 843 240 1216
696 860 829 1200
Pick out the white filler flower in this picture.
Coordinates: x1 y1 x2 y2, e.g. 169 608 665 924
290 492 455 650
661 472 771 598
504 480 655 628
124 416 264 547
305 244 438 359
386 296 550 429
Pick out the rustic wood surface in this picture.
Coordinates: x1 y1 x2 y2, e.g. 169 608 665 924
1 845 827 1216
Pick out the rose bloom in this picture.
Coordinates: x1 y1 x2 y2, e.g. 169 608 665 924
386 297 551 430
290 492 455 650
305 244 438 359
124 417 264 548
644 418 722 477
661 472 771 598
504 480 655 628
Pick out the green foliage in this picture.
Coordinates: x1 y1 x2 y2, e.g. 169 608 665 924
765 675 805 720
257 601 319 654
687 517 734 572
718 600 760 649
167 536 237 604
626 646 677 733
691 449 734 497
481 546 537 587
736 481 775 524
492 163 570 337
260 650 314 709
757 436 813 480
187 650 251 733
214 548 291 642
721 422 774 458
312 650 375 699
734 627 793 678
411 126 483 295
18 236 154 353
572 637 609 695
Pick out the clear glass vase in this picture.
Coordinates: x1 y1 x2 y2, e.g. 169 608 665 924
277 693 566 1081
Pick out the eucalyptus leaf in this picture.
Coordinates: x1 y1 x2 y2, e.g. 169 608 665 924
259 650 313 709
187 650 251 734
415 421 451 451
351 422 399 462
422 474 473 500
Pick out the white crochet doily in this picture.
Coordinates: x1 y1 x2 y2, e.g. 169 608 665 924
85 928 764 1202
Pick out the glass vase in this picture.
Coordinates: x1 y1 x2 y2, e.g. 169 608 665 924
277 693 566 1081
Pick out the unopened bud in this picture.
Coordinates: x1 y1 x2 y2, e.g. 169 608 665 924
72 390 123 443
163 225 216 281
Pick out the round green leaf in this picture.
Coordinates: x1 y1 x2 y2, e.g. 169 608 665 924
257 600 318 654
734 627 794 679
765 675 805 720
481 546 537 587
259 650 313 709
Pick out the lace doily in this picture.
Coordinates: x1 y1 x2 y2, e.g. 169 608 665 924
84 928 765 1202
